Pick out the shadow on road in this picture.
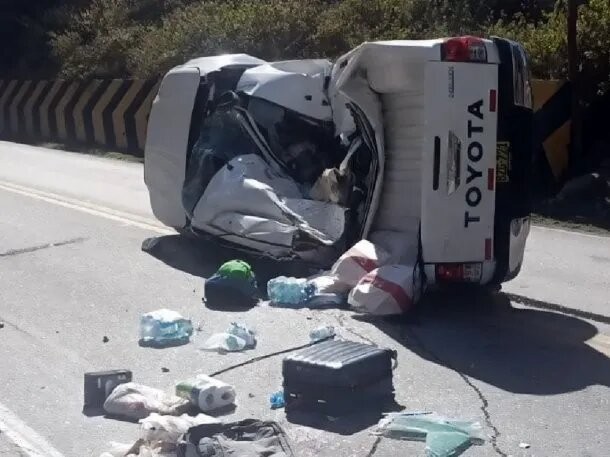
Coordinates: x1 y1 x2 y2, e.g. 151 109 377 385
141 234 319 294
358 290 610 395
142 235 610 395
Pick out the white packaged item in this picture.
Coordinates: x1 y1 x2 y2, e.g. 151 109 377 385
140 413 219 443
330 240 391 287
307 272 351 294
176 375 236 412
348 265 419 315
103 383 191 420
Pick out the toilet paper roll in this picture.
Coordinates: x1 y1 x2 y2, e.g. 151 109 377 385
176 375 236 412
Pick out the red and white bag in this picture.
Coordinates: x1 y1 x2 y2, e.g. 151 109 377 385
348 265 420 315
330 240 391 288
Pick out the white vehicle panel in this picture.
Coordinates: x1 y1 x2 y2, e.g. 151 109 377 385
421 62 498 263
144 67 200 229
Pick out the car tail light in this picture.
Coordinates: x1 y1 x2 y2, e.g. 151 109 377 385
435 263 483 282
442 36 487 63
436 264 463 281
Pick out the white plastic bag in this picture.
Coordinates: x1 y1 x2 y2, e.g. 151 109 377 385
307 272 351 294
103 383 191 420
348 265 419 315
140 413 219 443
199 322 256 353
330 240 391 287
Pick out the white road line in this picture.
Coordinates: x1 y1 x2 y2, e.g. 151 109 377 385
0 402 66 457
0 180 174 235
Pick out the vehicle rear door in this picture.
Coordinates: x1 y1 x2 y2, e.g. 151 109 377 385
421 61 499 264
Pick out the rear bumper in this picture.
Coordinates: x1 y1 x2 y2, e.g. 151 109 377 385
491 37 534 284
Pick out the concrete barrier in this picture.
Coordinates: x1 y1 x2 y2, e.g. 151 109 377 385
0 78 573 177
0 79 160 155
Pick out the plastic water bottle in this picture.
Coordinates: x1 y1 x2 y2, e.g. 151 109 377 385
139 309 193 346
227 322 256 348
309 325 336 342
267 277 317 307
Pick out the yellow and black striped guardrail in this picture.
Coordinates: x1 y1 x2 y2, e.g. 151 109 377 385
0 79 160 155
532 79 572 182
0 78 573 173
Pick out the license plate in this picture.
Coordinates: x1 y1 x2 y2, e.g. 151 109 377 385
463 263 482 282
497 141 510 183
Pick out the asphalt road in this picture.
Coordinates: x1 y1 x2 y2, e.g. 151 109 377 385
0 141 609 457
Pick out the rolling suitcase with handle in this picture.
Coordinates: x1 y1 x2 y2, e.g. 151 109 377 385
282 339 396 415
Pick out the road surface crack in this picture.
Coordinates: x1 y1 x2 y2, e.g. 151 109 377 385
0 237 87 258
405 327 508 457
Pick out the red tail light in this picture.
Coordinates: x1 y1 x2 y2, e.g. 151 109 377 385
436 264 464 281
436 263 483 283
441 36 487 63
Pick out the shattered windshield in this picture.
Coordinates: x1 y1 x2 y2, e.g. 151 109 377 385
182 99 259 219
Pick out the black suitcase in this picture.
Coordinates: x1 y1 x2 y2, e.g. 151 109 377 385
282 340 396 415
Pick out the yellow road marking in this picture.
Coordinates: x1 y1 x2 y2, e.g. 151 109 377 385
0 180 174 235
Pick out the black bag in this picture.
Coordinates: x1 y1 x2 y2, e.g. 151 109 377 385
177 419 294 457
282 339 396 415
204 274 258 309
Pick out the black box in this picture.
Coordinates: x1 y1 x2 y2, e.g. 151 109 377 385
282 340 395 414
83 369 132 410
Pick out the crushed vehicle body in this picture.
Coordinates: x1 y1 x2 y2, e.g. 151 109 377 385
144 37 534 287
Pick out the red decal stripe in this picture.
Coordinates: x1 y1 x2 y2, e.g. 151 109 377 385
360 274 413 313
490 89 497 112
351 255 378 273
488 168 495 190
485 238 493 260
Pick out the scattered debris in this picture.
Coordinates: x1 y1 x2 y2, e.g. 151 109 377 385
180 419 295 456
330 240 391 288
519 442 531 449
200 322 256 353
267 276 347 309
103 382 191 420
309 325 336 343
103 336 110 343
270 390 285 409
84 370 132 410
283 339 396 414
0 321 4 329
161 367 170 373
204 260 258 309
268 276 317 307
348 265 422 315
307 273 351 295
200 333 248 352
100 413 218 457
176 375 236 412
139 309 193 348
248 393 255 398
140 412 218 444
373 412 484 457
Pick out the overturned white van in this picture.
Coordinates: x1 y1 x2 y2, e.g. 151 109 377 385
144 37 534 287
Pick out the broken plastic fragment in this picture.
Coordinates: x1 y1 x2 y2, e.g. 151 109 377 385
374 413 484 457
270 390 285 409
